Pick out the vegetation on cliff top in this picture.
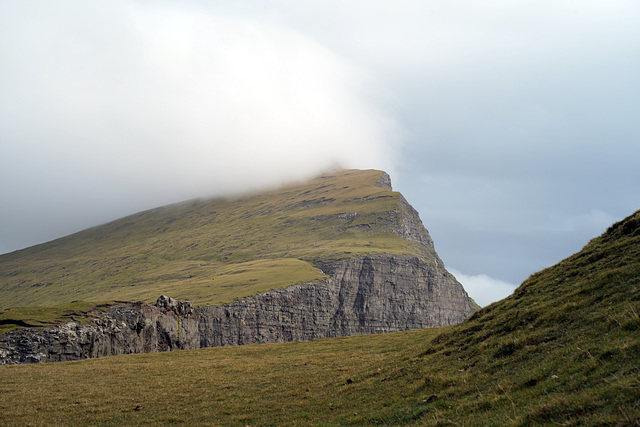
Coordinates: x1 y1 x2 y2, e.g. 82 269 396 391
1 210 638 425
0 169 431 311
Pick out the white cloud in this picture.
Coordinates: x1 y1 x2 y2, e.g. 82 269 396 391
449 268 517 307
0 1 400 253
0 2 400 192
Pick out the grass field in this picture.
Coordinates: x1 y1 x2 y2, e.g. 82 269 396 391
1 210 639 425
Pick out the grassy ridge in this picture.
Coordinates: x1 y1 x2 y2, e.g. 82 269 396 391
0 169 426 310
1 211 638 425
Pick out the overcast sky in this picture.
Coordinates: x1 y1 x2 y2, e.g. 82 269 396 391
1 1 639 306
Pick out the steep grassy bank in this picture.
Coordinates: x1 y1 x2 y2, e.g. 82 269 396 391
1 210 638 425
0 169 429 310
398 208 640 424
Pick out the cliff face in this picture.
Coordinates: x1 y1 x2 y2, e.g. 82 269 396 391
0 254 475 364
0 299 199 364
198 254 475 347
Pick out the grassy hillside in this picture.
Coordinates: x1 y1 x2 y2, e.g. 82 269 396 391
0 169 429 310
1 211 638 425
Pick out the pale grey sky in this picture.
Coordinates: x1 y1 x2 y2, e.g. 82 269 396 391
1 1 639 305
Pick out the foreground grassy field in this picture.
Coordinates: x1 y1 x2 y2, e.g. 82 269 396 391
1 210 639 425
0 329 442 425
0 169 426 310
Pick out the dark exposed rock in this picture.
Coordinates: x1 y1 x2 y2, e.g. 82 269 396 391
426 394 438 403
31 282 53 288
0 302 199 364
155 295 194 316
375 171 392 190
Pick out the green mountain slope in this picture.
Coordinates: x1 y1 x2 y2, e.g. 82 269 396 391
0 169 430 310
404 208 640 424
1 212 638 424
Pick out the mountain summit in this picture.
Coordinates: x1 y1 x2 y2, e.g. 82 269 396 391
0 169 476 363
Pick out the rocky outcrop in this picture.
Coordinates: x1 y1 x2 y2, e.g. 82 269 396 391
375 171 393 189
0 297 199 364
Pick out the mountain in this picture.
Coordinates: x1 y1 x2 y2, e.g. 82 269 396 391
0 169 476 363
0 209 637 424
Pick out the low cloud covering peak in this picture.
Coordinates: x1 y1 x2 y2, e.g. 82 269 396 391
0 1 399 253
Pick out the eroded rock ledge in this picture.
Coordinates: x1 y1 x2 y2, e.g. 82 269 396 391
0 254 475 364
0 298 199 364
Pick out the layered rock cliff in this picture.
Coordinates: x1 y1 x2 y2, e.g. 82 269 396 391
0 297 199 364
198 254 475 348
0 253 475 364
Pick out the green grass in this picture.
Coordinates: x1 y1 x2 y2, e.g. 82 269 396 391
0 329 438 425
0 169 426 311
1 210 639 425
17 258 328 308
